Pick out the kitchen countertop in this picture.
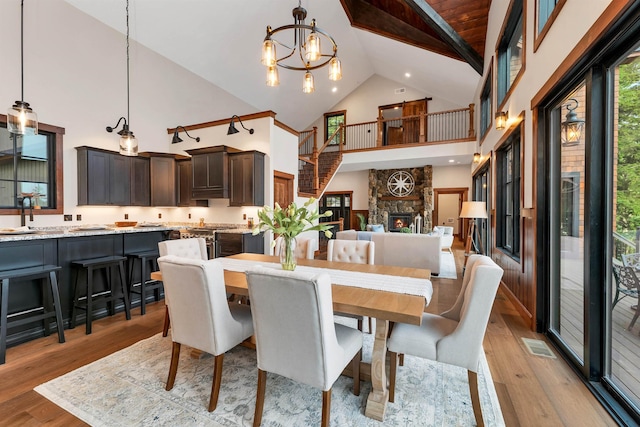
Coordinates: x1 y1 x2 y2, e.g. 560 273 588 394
0 225 177 242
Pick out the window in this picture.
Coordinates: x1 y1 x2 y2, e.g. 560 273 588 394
535 0 565 50
537 0 558 34
496 125 521 258
496 0 524 107
479 66 493 139
324 111 345 145
0 116 64 214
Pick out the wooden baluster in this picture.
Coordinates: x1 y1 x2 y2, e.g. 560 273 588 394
468 103 475 138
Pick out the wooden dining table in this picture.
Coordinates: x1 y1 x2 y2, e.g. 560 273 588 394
151 252 432 421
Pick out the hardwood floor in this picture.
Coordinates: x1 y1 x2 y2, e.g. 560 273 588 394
0 242 617 426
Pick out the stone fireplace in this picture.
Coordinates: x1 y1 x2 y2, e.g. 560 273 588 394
368 166 433 232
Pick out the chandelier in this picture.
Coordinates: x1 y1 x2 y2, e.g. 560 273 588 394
261 1 342 93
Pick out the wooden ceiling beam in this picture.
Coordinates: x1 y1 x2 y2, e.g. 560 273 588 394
403 0 484 74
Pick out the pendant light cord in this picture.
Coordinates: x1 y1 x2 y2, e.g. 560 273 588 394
126 0 130 127
20 0 24 103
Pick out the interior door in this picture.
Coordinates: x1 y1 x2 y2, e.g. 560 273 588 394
402 99 427 144
274 170 294 208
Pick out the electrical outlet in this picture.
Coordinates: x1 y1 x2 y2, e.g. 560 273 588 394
124 213 129 220
64 215 72 221
188 213 192 219
158 213 162 219
243 213 247 220
76 214 82 221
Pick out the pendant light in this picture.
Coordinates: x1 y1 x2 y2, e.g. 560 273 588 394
7 0 38 136
106 0 138 156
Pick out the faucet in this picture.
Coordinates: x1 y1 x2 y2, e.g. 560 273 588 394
17 195 33 227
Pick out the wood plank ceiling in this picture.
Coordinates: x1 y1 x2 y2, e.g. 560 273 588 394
339 0 490 74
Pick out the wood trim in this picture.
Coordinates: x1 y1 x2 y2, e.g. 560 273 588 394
479 59 494 146
273 170 294 180
433 187 468 238
531 1 634 108
274 119 298 136
342 137 475 155
0 115 65 215
533 0 567 52
379 195 420 201
166 111 276 133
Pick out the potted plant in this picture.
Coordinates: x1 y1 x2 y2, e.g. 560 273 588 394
253 198 333 270
356 213 367 231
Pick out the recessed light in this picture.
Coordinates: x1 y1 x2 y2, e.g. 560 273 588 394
448 159 455 163
405 72 411 78
332 87 337 93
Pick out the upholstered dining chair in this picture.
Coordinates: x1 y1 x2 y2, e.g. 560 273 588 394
387 254 503 427
327 239 375 333
158 238 208 337
245 267 362 427
274 236 316 259
157 255 254 412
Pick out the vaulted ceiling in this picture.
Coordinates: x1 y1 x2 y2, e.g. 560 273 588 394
64 0 488 131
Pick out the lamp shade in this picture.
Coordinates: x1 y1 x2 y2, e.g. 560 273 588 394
459 201 488 219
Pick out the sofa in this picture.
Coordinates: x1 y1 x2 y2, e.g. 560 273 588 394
335 230 441 275
431 226 454 253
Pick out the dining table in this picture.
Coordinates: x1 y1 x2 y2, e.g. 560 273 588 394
151 252 432 421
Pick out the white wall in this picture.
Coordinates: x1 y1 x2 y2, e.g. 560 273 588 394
437 193 460 234
432 165 472 190
0 0 257 228
324 170 369 210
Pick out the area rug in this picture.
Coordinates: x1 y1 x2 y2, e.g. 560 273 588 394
438 252 458 279
35 330 503 426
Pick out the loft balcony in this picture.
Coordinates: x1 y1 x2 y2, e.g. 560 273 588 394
298 105 477 197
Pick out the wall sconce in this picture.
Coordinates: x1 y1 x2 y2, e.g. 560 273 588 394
171 126 200 144
561 98 585 145
473 152 481 163
227 115 254 135
495 111 507 130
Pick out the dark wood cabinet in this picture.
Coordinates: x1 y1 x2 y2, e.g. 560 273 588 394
229 151 265 206
186 146 241 199
177 160 208 207
77 146 131 205
150 156 177 206
130 157 150 206
215 232 264 257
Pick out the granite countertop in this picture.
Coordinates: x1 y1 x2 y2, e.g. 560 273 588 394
0 224 178 242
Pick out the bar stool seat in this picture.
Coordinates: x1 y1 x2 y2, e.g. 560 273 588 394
126 250 163 315
70 255 131 335
0 264 65 365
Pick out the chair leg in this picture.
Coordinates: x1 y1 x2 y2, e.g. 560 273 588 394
368 317 372 334
468 370 484 427
162 305 170 337
321 389 332 427
357 318 363 332
629 302 640 332
352 350 361 396
399 353 404 366
389 351 397 403
166 342 181 390
253 369 267 427
208 354 224 412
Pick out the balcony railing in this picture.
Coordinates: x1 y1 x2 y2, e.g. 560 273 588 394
299 104 475 155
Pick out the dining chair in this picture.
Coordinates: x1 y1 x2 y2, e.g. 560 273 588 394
157 255 254 412
158 238 209 337
387 254 503 427
622 253 640 272
245 267 362 427
274 236 316 259
327 239 374 333
612 261 640 332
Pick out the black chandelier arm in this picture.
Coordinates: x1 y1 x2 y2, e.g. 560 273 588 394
265 23 338 72
106 117 128 133
231 115 255 134
175 126 200 142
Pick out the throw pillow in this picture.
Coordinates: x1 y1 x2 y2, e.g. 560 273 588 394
433 226 445 236
370 224 385 233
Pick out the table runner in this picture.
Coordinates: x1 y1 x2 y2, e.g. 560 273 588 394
217 257 433 303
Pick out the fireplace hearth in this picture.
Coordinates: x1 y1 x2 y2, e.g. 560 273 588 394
388 213 412 232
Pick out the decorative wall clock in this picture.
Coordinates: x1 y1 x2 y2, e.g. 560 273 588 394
387 171 415 197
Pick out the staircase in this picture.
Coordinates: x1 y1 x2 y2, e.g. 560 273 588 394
298 150 342 198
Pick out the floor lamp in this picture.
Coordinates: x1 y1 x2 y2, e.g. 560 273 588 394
459 201 488 270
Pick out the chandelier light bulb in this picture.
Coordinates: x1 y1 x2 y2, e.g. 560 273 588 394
328 57 342 81
261 39 276 67
303 71 315 93
266 65 280 87
305 26 321 62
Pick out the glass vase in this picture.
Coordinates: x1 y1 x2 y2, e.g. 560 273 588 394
278 236 297 271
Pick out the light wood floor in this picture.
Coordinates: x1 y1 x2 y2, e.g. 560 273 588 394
0 241 617 426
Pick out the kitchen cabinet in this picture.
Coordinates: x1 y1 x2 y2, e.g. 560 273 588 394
215 232 264 257
77 146 131 205
150 156 177 206
186 146 241 199
130 157 150 206
229 151 265 207
176 160 208 207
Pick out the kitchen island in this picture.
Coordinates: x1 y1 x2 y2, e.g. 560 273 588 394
0 225 175 348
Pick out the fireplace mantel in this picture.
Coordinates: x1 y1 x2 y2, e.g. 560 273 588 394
380 196 420 201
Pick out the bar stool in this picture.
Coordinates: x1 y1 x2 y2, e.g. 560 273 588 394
70 256 131 335
0 265 65 365
126 250 163 315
